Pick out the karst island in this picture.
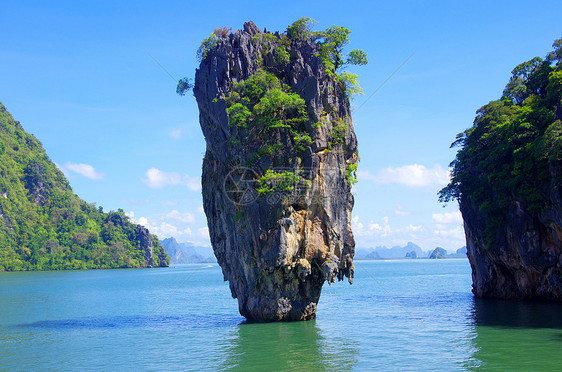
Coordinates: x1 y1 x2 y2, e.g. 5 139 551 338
179 19 367 321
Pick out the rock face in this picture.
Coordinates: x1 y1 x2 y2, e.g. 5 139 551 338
429 247 447 259
194 21 357 321
462 159 562 300
405 251 417 259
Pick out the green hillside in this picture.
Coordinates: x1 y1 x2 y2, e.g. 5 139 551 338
0 102 169 271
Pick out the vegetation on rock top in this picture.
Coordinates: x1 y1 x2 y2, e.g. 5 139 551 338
181 18 366 192
439 37 562 248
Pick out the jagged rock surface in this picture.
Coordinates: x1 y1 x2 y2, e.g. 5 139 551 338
462 158 562 300
194 21 357 321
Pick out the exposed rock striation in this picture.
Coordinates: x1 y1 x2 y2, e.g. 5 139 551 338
194 21 357 321
462 159 562 300
429 247 447 259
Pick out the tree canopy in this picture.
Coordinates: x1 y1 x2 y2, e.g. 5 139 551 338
286 17 369 80
439 37 562 247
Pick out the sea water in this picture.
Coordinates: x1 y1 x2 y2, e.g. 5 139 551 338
1 259 562 371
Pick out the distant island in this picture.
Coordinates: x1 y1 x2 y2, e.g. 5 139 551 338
161 237 216 264
355 242 467 260
0 102 169 271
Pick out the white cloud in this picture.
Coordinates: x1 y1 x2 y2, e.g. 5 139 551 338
169 128 182 140
369 164 449 187
184 175 201 191
367 216 392 236
352 216 364 231
166 209 195 223
137 217 149 227
198 227 209 238
158 222 179 237
432 210 463 224
142 167 201 191
142 168 182 188
126 208 204 242
65 162 104 180
357 169 379 183
400 224 424 233
433 226 465 240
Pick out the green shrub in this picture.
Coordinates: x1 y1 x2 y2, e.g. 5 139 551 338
328 121 347 148
256 170 302 195
197 26 232 61
294 132 313 153
346 163 358 185
335 72 363 97
225 70 308 130
287 17 317 40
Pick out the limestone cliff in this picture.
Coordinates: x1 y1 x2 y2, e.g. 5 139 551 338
194 21 358 321
462 159 562 300
440 39 562 300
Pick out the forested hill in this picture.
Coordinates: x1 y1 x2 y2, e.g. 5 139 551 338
0 102 169 271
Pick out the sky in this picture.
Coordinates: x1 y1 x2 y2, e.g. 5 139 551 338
1 0 561 253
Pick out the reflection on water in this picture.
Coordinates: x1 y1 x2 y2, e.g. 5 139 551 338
18 314 241 330
467 298 562 370
471 298 562 329
218 320 358 371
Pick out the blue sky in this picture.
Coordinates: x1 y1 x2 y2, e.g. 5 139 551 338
1 0 561 252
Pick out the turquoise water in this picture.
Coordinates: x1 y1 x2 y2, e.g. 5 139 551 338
1 259 562 370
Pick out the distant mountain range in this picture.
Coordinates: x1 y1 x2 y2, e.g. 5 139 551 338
160 237 216 264
162 237 467 262
355 242 467 259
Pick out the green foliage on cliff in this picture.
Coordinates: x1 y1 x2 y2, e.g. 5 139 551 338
224 70 312 191
188 19 362 194
197 26 232 61
328 120 348 149
225 70 308 130
335 72 363 97
176 77 194 96
439 38 562 247
287 17 368 86
346 163 358 185
256 170 305 195
0 103 170 271
287 17 317 40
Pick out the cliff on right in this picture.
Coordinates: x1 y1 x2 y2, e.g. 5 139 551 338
439 38 562 300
